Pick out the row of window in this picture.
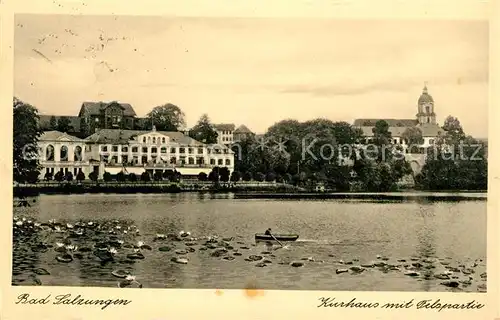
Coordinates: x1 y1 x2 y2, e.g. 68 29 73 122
363 138 435 145
100 145 230 154
104 155 231 166
45 167 83 175
221 136 233 142
141 136 166 144
220 130 233 135
44 145 83 162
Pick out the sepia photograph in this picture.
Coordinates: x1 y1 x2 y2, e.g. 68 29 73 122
11 13 488 294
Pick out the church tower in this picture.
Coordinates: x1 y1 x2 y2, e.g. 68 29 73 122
416 84 436 125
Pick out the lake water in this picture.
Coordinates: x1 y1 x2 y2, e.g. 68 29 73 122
12 193 487 292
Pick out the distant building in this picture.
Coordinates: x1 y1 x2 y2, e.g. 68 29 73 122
213 123 236 145
39 101 148 138
233 124 254 142
353 85 443 149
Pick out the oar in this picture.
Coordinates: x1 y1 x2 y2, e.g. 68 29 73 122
269 233 284 247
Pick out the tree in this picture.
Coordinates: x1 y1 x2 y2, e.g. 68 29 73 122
129 173 137 182
79 118 90 137
189 114 218 144
103 172 112 182
416 132 487 191
153 171 163 181
242 171 253 181
49 116 58 130
208 167 220 184
76 170 85 182
57 116 73 133
141 171 151 182
219 167 230 183
442 116 465 144
65 171 74 182
163 169 175 181
198 172 208 181
54 171 64 182
230 171 241 182
116 171 126 182
283 173 292 183
254 172 265 182
402 127 424 149
265 172 276 182
371 120 393 161
89 171 98 182
13 97 42 183
44 171 53 181
146 103 185 131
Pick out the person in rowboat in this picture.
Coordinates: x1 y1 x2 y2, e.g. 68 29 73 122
265 228 272 236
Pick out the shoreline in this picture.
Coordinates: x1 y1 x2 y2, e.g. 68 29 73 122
13 183 487 200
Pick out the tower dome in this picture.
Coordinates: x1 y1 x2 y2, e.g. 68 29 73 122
418 85 434 104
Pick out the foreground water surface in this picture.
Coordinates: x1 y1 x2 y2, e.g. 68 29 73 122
12 193 487 292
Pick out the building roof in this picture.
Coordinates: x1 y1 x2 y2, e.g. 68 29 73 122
416 123 443 137
39 130 85 142
213 123 236 131
358 126 408 137
353 118 418 127
84 129 204 145
78 101 137 117
234 124 253 134
418 85 434 104
359 123 443 138
39 115 81 132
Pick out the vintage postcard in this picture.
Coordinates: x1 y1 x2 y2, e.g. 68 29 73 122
1 0 499 319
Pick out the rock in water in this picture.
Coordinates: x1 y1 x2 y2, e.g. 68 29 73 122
158 246 171 252
440 281 459 288
211 249 228 257
126 252 145 260
171 257 189 264
248 255 263 261
56 254 73 263
33 268 50 275
336 268 348 274
290 261 304 267
349 266 365 273
112 269 130 278
434 274 450 280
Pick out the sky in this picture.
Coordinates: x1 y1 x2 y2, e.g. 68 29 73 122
14 15 489 137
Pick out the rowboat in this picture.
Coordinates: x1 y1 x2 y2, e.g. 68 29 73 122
254 234 299 242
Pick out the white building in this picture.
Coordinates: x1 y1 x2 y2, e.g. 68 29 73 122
84 127 234 177
37 131 96 180
213 123 236 145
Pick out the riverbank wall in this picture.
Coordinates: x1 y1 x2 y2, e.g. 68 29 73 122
13 181 302 197
13 181 487 201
